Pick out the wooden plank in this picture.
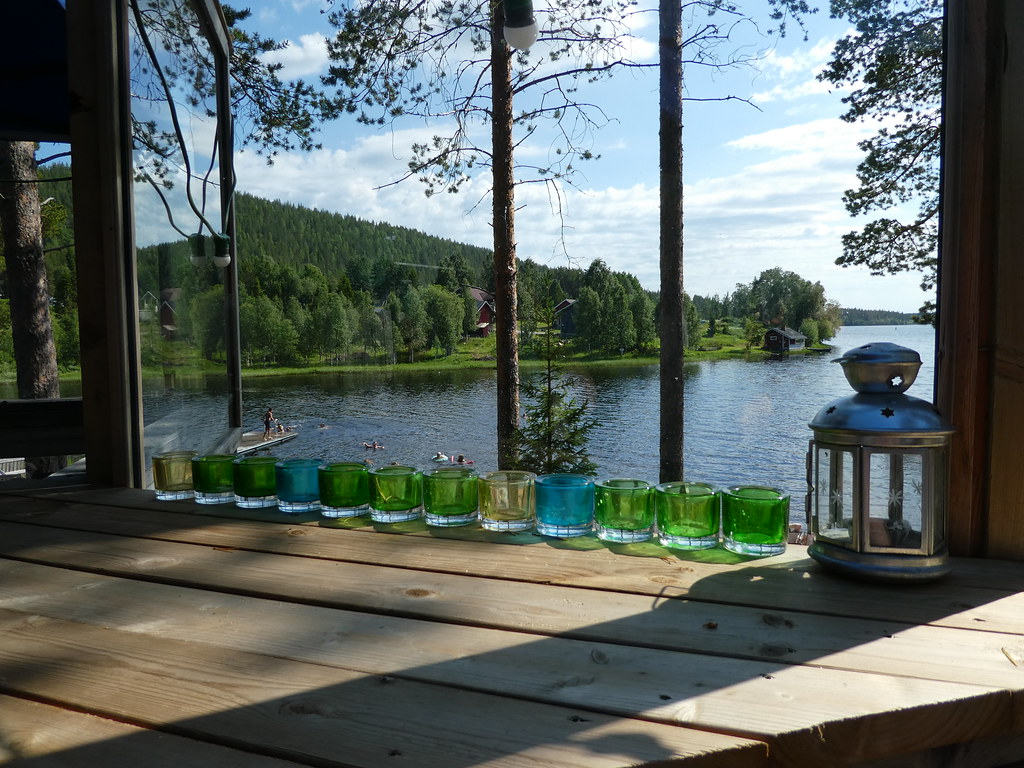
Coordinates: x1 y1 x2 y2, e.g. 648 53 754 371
0 695 305 767
0 559 1012 765
10 486 1024 593
2 525 1024 696
0 608 765 768
3 498 1024 636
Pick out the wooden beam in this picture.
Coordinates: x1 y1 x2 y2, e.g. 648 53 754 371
0 398 84 457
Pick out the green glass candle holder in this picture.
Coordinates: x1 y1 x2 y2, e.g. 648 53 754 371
423 466 479 527
594 479 653 542
721 485 789 557
232 455 278 508
369 465 423 523
655 481 719 549
319 462 370 518
191 454 236 505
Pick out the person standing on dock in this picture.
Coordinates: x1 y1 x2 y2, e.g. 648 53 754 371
263 408 274 441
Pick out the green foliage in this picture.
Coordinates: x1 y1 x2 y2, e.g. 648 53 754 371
798 317 820 346
743 318 766 351
511 300 597 475
841 307 918 325
819 0 942 319
683 294 700 350
234 194 491 302
421 284 463 356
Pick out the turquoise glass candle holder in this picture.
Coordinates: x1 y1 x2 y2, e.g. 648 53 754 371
535 473 594 538
275 458 321 514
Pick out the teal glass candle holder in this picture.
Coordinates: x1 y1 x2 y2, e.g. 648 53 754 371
479 471 536 532
721 485 789 557
191 454 236 505
655 481 720 549
319 462 370 518
594 479 653 542
232 455 278 508
275 458 321 514
423 466 479 527
152 450 197 501
535 473 594 538
369 465 423 523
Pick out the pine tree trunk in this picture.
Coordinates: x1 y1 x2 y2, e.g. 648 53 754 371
0 140 64 478
658 0 684 482
491 8 521 469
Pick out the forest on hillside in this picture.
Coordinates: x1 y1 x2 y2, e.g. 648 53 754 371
4 166 851 374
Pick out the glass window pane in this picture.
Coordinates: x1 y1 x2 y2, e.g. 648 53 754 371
867 451 924 550
129 0 231 470
815 446 854 545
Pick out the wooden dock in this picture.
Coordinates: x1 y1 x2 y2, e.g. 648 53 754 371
235 429 299 455
1 485 1023 766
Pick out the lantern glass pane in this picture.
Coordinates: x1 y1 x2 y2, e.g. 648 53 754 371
815 446 854 546
866 451 924 550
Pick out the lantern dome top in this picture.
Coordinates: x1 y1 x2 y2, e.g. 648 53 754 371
809 391 953 438
833 342 921 394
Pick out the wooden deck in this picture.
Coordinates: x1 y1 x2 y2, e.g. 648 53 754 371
1 485 1024 766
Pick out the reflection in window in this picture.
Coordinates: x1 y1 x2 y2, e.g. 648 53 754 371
128 0 232 470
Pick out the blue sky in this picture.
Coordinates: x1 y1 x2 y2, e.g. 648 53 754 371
230 0 933 314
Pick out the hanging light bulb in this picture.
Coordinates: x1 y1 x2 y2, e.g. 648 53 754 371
188 233 206 266
503 0 538 50
212 233 232 268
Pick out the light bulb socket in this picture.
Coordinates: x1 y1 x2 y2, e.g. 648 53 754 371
188 233 206 266
503 0 537 49
212 233 232 268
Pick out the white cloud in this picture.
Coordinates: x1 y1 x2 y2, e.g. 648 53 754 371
262 32 330 79
233 110 928 313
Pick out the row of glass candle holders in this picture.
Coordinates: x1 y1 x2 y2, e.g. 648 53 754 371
153 452 791 557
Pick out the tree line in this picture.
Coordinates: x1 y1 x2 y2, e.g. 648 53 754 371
3 169 845 375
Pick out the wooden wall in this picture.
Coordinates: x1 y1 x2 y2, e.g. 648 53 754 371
939 0 1024 559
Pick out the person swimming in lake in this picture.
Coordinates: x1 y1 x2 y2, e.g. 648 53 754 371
362 440 383 450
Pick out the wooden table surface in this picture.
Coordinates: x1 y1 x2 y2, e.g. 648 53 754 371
1 485 1023 767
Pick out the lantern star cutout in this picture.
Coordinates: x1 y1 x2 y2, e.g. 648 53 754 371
880 407 895 418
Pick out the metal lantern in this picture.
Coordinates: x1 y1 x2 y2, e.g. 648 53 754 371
806 343 954 582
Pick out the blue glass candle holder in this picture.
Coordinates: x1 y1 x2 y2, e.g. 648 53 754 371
275 458 322 513
535 473 594 537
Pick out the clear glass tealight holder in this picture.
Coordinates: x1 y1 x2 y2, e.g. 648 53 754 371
152 450 197 501
478 470 536 532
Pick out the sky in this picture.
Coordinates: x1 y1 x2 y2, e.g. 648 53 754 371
227 0 933 314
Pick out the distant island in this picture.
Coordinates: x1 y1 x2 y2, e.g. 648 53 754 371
841 308 923 326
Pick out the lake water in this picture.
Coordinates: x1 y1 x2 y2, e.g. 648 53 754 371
237 324 936 522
